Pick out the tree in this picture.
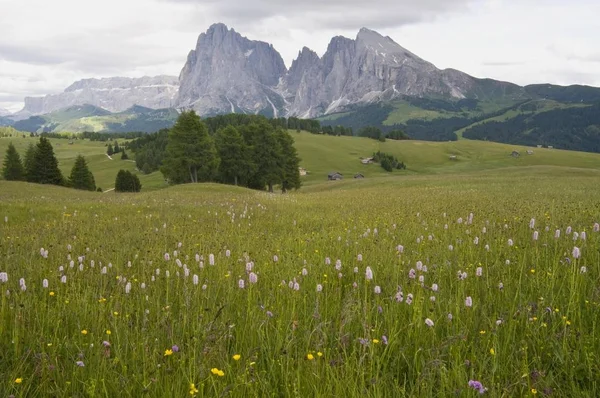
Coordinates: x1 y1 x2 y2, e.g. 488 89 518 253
161 111 219 184
2 142 24 181
68 155 96 191
115 170 141 192
120 150 129 160
215 125 253 186
275 129 301 193
29 137 64 185
107 143 114 156
241 121 282 192
23 143 37 181
113 141 120 153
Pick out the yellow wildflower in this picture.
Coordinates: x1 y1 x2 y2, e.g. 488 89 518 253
106 330 111 335
317 352 323 357
490 348 495 355
49 292 55 296
189 383 199 396
307 353 314 360
372 339 380 344
81 330 88 335
232 354 241 361
15 378 23 384
164 349 173 356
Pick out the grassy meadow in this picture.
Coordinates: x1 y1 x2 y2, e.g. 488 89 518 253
2 132 600 396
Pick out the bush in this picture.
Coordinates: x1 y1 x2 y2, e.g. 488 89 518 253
115 170 142 192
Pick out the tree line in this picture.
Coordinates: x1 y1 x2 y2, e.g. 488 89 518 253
1 138 97 191
157 111 301 193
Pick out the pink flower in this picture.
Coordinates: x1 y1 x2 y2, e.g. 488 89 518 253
249 272 258 284
425 318 434 327
365 267 373 281
374 286 381 294
465 296 473 307
572 247 581 259
238 279 245 289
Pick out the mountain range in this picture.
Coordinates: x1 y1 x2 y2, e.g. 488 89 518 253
5 23 600 152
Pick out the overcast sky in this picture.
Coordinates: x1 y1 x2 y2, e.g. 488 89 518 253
1 0 599 112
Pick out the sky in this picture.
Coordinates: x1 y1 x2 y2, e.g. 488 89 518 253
1 0 599 113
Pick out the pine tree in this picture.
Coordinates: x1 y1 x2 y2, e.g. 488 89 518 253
114 141 120 153
120 150 129 160
30 137 64 185
246 122 282 192
161 111 219 184
275 129 301 193
107 144 114 156
23 143 37 182
2 142 24 181
215 125 253 186
68 155 96 191
115 169 141 192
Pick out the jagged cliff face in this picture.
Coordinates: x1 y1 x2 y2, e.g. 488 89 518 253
21 76 179 115
176 23 287 117
17 24 526 120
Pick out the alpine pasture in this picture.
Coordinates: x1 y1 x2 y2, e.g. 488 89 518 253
1 133 600 397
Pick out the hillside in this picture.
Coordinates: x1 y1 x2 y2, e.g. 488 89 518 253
3 132 600 192
12 105 180 134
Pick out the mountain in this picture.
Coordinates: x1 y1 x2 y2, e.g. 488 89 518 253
0 108 11 117
13 104 179 134
18 76 178 116
177 23 287 117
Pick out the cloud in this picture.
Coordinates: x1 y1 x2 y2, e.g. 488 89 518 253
170 0 479 30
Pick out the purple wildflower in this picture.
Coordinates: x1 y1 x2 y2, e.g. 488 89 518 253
468 380 487 394
171 345 179 353
76 361 85 367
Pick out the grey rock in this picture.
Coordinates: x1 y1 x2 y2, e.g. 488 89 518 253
177 23 287 117
21 75 179 115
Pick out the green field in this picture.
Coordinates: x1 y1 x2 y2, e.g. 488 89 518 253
2 162 600 396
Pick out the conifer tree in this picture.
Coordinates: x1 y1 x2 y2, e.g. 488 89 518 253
2 142 24 181
161 111 219 184
68 155 96 191
23 143 37 182
247 122 282 192
115 169 141 192
215 125 253 186
114 141 120 153
30 137 64 185
107 143 114 156
120 150 129 160
275 129 301 192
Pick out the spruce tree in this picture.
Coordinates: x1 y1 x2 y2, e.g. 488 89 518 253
114 141 120 153
107 144 114 156
23 143 37 182
275 129 301 193
120 150 129 160
68 155 96 191
215 125 253 186
245 121 282 192
30 137 64 185
161 111 219 184
115 169 141 192
2 142 24 181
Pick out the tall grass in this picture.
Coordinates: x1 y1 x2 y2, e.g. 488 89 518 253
0 172 599 397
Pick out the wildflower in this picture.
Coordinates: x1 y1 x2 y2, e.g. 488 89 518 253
396 245 404 253
490 348 495 355
581 231 587 241
225 249 231 257
61 276 67 284
42 279 48 288
232 354 241 361
425 318 434 327
317 351 323 357
164 253 170 261
76 361 85 367
572 247 581 259
293 282 300 291
301 268 308 276
273 255 279 262
102 341 111 347
395 289 404 302
192 274 199 285
125 282 131 294
106 330 111 335
372 339 380 344
406 293 413 305
81 330 88 335
249 272 258 284
533 231 539 241
357 254 363 261
465 296 473 307
408 269 416 279
238 279 245 289
529 218 535 229
49 291 55 296
476 267 483 277
202 284 207 290
374 286 381 294
15 378 23 384
508 239 514 246
365 267 373 281
172 345 180 352
416 261 423 271
432 283 439 292
190 383 199 396
594 223 599 232
164 349 173 356
580 266 588 274
325 257 331 265
448 244 454 251
531 389 537 395
448 313 453 321
209 254 215 266
566 226 572 235
210 368 225 376
353 267 359 273
555 229 561 239
316 284 323 292
468 380 487 394
307 353 314 360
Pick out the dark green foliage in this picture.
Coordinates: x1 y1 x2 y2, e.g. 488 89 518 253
320 103 394 131
23 143 37 181
161 111 219 184
115 170 141 192
215 125 253 186
275 129 302 193
372 151 406 172
96 187 103 192
120 150 129 160
113 141 120 153
107 144 114 156
13 116 48 133
132 129 169 173
386 130 410 140
524 84 600 103
81 131 146 142
239 121 282 192
68 155 96 191
359 126 385 141
28 137 64 185
462 104 600 153
2 142 24 181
